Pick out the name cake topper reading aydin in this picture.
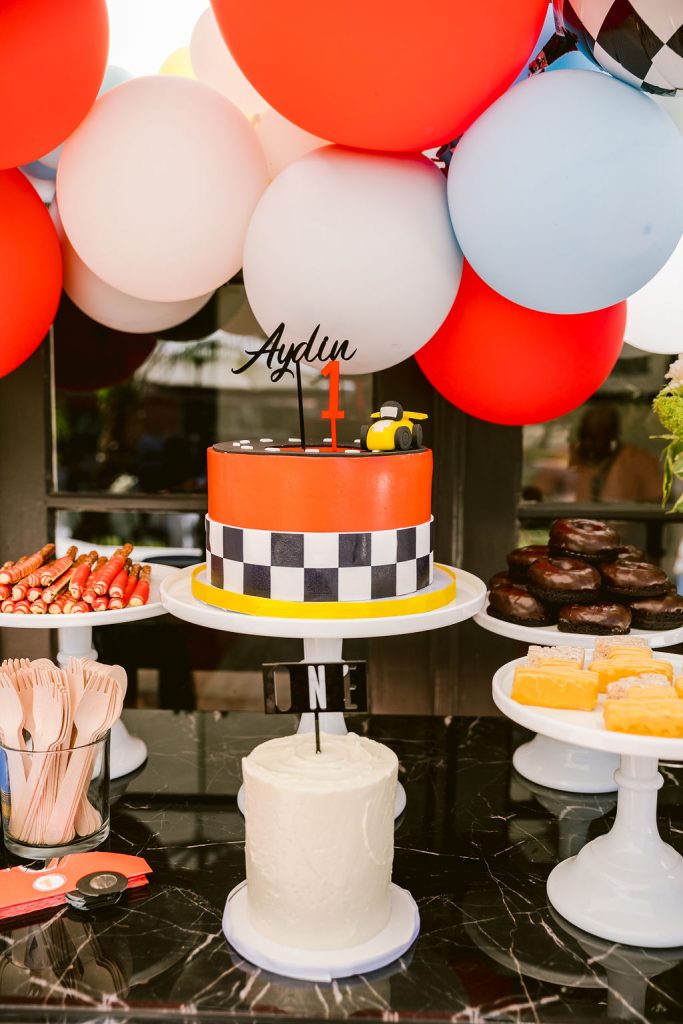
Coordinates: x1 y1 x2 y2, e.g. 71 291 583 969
232 323 357 383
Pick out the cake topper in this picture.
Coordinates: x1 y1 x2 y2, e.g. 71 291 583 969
361 402 427 452
232 323 356 383
263 661 367 753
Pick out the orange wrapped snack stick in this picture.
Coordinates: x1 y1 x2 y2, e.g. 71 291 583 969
11 581 31 602
49 593 72 614
82 557 107 605
93 545 134 596
14 600 30 614
68 551 98 600
26 585 44 603
39 546 77 586
30 599 47 614
109 560 131 600
122 565 140 607
43 553 90 604
0 561 21 600
0 546 53 585
1 599 15 613
92 595 108 611
128 565 151 607
72 600 90 614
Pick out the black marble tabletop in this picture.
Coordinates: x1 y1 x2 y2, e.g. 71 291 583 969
1 709 683 1023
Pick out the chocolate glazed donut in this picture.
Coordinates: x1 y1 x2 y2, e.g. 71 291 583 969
549 518 620 564
558 603 632 636
506 545 549 583
527 557 602 605
488 584 556 627
630 594 683 631
600 561 669 600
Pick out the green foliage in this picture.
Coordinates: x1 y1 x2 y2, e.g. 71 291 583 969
653 385 683 510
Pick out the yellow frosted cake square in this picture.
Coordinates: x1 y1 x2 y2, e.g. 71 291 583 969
588 657 673 691
512 666 599 711
604 699 683 738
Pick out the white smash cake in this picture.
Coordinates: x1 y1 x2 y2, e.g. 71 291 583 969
242 732 398 951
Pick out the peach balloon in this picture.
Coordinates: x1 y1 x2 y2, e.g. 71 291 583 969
190 8 267 118
254 109 329 179
57 76 268 302
51 204 213 334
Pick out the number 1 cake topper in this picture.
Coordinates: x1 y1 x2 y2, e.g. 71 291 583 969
262 661 367 754
232 323 355 452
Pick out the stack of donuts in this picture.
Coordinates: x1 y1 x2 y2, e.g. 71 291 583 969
0 544 151 615
488 518 683 635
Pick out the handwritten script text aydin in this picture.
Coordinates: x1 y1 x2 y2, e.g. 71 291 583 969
232 323 357 383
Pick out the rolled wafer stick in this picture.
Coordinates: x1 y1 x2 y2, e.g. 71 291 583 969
92 595 108 611
1 599 15 613
30 599 47 614
11 580 30 601
68 551 98 599
14 601 30 614
72 600 90 614
109 559 131 600
82 557 107 604
128 565 151 607
122 564 140 607
39 546 77 587
0 562 18 600
93 545 133 596
43 553 90 604
0 545 54 585
26 585 44 603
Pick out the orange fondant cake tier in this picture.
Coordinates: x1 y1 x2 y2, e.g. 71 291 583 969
208 442 433 533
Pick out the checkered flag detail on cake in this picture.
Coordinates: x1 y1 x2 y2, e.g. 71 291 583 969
205 516 434 602
558 0 683 94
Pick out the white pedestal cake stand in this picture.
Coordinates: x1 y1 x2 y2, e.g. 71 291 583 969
161 563 487 818
0 563 177 779
476 599 683 794
493 654 683 947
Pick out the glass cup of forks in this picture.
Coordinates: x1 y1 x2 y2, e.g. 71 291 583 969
0 733 110 859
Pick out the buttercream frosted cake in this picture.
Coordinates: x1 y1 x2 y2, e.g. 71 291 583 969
242 732 398 950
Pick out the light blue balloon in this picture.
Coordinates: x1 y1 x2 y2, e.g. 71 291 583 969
22 159 56 181
37 64 132 172
550 50 601 73
512 4 556 86
447 69 683 314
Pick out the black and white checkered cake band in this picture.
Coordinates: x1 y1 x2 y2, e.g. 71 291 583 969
205 515 434 602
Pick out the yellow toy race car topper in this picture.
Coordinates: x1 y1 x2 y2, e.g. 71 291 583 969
360 401 428 452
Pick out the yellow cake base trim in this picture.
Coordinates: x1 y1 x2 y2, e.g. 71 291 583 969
190 564 456 619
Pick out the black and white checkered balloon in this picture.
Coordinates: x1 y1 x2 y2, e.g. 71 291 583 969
554 0 683 94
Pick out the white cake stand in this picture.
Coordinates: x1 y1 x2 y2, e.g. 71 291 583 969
476 598 683 794
223 879 419 982
161 563 487 817
493 654 683 947
0 563 177 779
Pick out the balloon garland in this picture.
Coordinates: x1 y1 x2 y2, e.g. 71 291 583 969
0 0 680 424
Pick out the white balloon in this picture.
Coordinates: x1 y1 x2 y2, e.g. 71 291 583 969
243 147 463 375
625 234 683 354
254 109 329 179
57 76 268 302
50 203 213 334
190 8 267 118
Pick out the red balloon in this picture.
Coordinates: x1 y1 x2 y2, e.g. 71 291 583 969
416 263 626 426
54 296 157 392
0 0 108 168
210 0 548 152
0 170 62 379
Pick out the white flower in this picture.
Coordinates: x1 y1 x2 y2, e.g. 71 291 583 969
665 356 683 389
